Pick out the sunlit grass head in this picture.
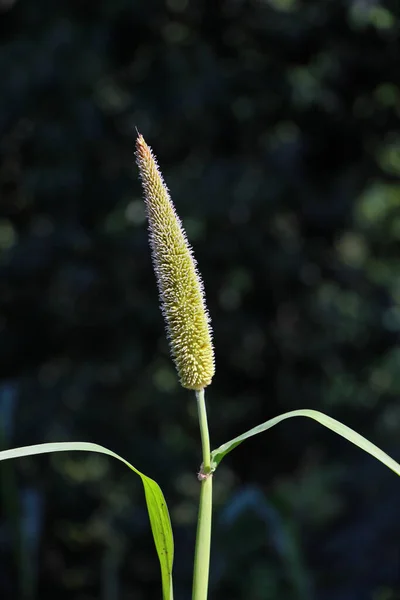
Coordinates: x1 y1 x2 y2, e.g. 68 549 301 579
135 134 215 390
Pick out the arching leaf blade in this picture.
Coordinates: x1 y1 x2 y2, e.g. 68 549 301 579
142 477 174 599
0 441 174 600
210 409 400 478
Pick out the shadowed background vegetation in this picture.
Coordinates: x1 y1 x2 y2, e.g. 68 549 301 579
0 0 399 598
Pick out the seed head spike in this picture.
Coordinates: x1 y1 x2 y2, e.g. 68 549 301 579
135 134 215 390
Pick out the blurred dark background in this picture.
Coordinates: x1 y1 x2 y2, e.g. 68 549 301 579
0 0 399 599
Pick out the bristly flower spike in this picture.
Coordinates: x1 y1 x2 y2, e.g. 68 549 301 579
135 134 215 390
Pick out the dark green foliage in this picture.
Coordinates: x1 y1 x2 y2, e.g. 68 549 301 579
0 0 399 598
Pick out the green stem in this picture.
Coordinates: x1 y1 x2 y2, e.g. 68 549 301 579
192 389 213 600
196 389 211 472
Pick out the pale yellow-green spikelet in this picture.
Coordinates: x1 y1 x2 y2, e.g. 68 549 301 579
135 134 215 390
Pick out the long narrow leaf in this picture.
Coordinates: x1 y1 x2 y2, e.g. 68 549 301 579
210 409 400 478
0 442 174 600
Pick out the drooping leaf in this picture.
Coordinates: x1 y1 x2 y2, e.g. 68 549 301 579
210 409 400 478
0 442 174 600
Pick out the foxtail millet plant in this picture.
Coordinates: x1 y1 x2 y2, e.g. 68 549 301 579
136 133 214 600
1 134 400 600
